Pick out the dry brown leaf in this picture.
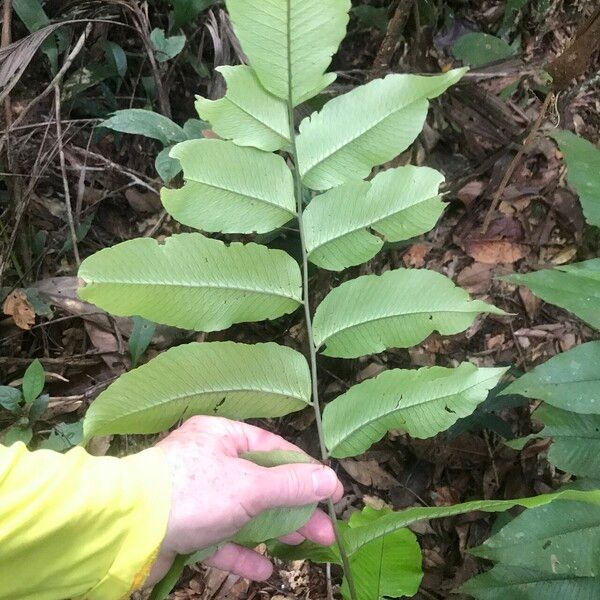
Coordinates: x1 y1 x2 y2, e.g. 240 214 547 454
456 262 494 294
518 286 541 319
125 188 162 213
456 180 484 206
464 240 528 264
402 243 429 268
3 289 35 330
339 458 399 490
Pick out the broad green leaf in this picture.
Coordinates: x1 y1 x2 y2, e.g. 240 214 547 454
226 0 351 105
504 260 600 329
304 166 445 270
452 33 515 67
101 109 187 145
150 28 186 62
78 233 302 331
162 140 295 234
323 363 507 458
313 268 504 358
342 508 422 600
297 69 466 190
550 130 600 227
460 564 600 600
234 450 315 544
23 359 44 404
471 500 600 576
129 316 156 367
343 488 600 556
500 341 600 413
83 342 311 438
0 386 22 411
155 146 182 183
196 66 290 151
515 404 600 478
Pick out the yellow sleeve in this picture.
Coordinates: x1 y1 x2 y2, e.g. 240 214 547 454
0 442 172 600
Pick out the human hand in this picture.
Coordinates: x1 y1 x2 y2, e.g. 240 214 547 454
147 416 343 584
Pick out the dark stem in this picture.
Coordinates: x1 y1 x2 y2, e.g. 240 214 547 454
284 5 358 596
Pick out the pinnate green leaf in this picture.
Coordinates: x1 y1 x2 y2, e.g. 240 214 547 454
313 268 504 358
78 233 302 331
460 564 600 600
196 66 290 151
550 130 600 228
504 260 600 329
162 139 295 234
471 500 600 576
324 363 507 458
304 166 445 270
83 342 311 438
342 488 600 556
226 0 350 105
297 69 466 190
500 341 600 413
511 404 600 478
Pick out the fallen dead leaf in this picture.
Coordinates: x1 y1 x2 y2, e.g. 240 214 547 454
125 187 162 213
3 289 35 330
456 262 494 294
362 494 393 510
518 286 541 319
464 239 528 264
339 458 399 490
402 243 429 267
456 180 484 206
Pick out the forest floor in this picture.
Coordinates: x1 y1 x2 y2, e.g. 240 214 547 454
1 1 599 598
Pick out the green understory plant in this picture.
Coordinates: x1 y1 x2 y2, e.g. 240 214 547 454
77 2 600 598
460 129 600 598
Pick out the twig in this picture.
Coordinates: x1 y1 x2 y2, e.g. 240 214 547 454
481 91 555 234
54 83 80 266
369 0 414 81
0 23 92 156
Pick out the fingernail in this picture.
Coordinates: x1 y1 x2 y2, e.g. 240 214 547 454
313 468 336 498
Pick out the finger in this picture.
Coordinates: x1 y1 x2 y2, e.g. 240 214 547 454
205 543 273 581
249 464 341 513
279 532 305 545
297 509 336 546
226 420 308 457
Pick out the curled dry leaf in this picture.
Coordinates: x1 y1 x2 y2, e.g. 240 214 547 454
2 289 35 330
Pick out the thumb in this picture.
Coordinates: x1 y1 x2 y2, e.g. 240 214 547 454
251 464 340 512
